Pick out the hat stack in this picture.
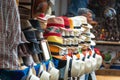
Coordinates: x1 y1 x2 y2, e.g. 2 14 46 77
44 17 67 55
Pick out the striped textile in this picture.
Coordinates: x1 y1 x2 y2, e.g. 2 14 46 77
0 0 21 70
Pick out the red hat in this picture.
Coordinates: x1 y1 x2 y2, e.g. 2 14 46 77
61 16 70 29
47 17 65 29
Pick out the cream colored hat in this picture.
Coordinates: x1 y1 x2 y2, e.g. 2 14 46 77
90 56 97 71
95 54 103 70
73 55 85 77
38 64 51 80
64 56 71 80
48 61 59 80
26 68 39 80
84 57 92 74
90 40 96 46
70 16 87 27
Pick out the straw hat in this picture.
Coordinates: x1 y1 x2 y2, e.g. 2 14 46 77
38 64 51 80
84 57 92 74
26 68 40 80
48 61 59 80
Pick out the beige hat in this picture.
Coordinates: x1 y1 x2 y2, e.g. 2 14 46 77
95 54 103 70
84 57 92 74
48 61 59 80
90 40 96 46
81 23 93 29
38 64 51 80
26 68 40 80
64 56 84 79
90 56 97 71
70 16 87 28
72 55 85 77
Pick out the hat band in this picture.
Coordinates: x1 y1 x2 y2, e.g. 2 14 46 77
74 26 81 29
44 33 62 37
68 59 72 77
51 52 60 56
48 42 63 47
47 23 64 28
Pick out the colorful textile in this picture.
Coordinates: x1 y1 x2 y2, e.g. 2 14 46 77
0 0 21 70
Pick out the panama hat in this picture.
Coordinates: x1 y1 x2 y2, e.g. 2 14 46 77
89 55 97 71
90 40 96 46
95 54 103 70
48 61 59 80
81 32 95 38
38 64 51 80
26 68 40 80
64 56 84 79
73 53 86 76
64 56 71 80
84 56 93 74
81 23 93 29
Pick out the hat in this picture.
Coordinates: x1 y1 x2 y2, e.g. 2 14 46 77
72 55 85 76
64 56 84 79
84 57 92 74
89 55 97 71
81 23 93 29
48 61 59 80
27 43 42 54
21 31 30 43
47 17 70 31
90 40 96 46
81 32 95 38
23 30 39 43
49 45 67 55
32 54 40 64
35 31 44 40
70 16 87 29
95 54 103 70
47 36 63 47
61 16 72 31
68 18 74 29
29 19 44 32
26 68 40 80
21 19 37 31
44 26 62 38
38 64 51 80
22 55 35 66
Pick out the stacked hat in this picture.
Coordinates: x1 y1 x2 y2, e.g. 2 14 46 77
44 17 67 55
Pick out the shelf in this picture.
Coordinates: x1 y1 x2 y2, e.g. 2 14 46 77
96 69 120 76
95 41 120 45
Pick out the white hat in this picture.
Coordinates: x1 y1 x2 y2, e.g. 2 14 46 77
26 68 40 80
90 40 96 46
71 16 87 26
48 61 59 80
73 55 85 77
81 33 95 38
84 57 93 74
38 64 51 80
95 54 103 70
71 59 82 77
89 56 97 71
81 23 93 29
92 50 103 70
